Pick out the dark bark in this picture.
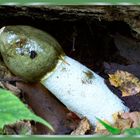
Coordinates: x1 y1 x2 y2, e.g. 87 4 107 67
0 6 139 38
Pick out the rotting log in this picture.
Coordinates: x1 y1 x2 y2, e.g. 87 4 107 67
0 6 139 39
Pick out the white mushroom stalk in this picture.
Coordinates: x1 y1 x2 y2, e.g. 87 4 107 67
41 56 129 126
0 25 129 126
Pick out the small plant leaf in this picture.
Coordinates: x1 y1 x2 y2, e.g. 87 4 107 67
0 88 53 131
124 128 140 135
96 117 121 135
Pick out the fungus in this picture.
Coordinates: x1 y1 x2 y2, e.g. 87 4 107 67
0 26 129 126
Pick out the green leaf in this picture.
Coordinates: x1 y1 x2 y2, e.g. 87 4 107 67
0 88 53 131
96 117 121 135
124 128 140 135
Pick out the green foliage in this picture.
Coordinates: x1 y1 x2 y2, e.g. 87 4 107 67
124 128 140 135
96 117 140 136
0 88 53 131
96 117 121 135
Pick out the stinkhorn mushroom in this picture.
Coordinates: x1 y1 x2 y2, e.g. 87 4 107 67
0 25 129 126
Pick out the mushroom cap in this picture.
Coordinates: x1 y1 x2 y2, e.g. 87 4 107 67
0 26 64 82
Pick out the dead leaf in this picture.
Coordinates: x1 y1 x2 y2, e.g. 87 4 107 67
71 118 91 135
2 82 21 96
4 121 32 135
122 112 140 128
113 113 133 131
16 82 79 135
94 120 110 135
0 59 22 96
113 112 140 132
95 112 138 135
109 70 140 97
104 62 140 79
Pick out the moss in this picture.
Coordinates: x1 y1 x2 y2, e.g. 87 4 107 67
0 26 64 82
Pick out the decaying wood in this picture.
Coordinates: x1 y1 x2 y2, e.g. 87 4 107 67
0 6 139 38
